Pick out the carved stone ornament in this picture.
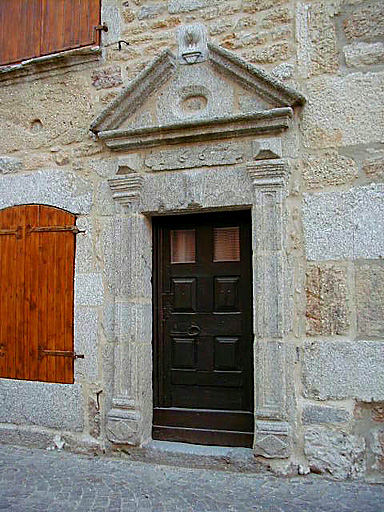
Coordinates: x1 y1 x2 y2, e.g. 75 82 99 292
254 421 291 458
90 26 305 151
108 174 143 206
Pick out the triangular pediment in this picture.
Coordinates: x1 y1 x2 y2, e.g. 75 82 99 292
91 27 305 151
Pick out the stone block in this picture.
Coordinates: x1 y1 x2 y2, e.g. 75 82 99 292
372 404 384 423
243 0 290 13
243 42 292 64
356 263 384 338
344 42 384 68
343 3 384 42
138 4 165 20
302 150 358 190
370 429 384 473
0 74 94 153
75 217 94 274
304 428 365 479
168 0 222 14
306 1 339 76
303 404 350 425
0 379 84 430
301 72 384 149
75 273 104 306
303 184 384 260
306 265 349 336
91 66 123 90
0 156 23 174
74 307 99 381
302 341 384 402
363 153 384 181
0 170 93 214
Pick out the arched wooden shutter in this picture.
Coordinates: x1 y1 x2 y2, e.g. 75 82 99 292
0 0 101 66
0 205 76 384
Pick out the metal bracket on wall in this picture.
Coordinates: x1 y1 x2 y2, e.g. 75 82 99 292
94 24 108 32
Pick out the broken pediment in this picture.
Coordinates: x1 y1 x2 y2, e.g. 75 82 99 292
90 24 305 151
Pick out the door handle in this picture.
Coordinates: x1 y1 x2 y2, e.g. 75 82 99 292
187 323 201 336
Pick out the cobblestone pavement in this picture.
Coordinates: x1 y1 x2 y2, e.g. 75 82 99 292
0 444 383 512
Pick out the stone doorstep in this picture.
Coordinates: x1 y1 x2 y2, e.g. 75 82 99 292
112 440 267 473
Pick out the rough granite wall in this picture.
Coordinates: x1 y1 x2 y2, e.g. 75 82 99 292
0 0 383 480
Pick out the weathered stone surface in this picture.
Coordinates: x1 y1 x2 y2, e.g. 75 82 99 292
372 404 384 423
304 428 365 479
139 4 164 20
303 184 384 260
74 307 99 381
75 218 94 274
356 263 384 338
303 405 350 425
306 1 339 76
91 66 123 90
75 273 104 306
302 341 384 401
144 142 245 171
306 265 349 336
302 151 358 190
0 170 93 214
168 0 222 14
0 156 23 174
243 0 290 14
363 153 384 181
301 72 384 148
0 380 83 430
343 3 384 42
243 42 292 64
370 429 384 473
344 42 384 68
0 75 94 153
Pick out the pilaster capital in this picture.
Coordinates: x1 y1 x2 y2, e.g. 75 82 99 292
108 174 144 207
247 159 290 188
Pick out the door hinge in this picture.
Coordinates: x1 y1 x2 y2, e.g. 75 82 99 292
26 225 85 236
94 24 108 32
0 226 22 239
38 347 84 360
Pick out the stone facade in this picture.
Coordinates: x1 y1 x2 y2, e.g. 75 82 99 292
0 0 383 482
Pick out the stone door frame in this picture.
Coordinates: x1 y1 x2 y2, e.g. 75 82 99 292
106 157 293 458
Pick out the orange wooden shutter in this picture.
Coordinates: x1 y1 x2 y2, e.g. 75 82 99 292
0 205 76 384
0 0 100 66
0 0 42 66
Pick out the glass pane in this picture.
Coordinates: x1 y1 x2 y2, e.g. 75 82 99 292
171 229 196 263
214 227 240 262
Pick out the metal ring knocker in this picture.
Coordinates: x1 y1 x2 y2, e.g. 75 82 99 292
187 323 201 336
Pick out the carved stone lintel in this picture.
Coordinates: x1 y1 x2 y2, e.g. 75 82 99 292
254 421 291 459
247 159 290 188
108 174 144 206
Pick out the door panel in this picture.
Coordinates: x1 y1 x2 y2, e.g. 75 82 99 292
153 211 254 447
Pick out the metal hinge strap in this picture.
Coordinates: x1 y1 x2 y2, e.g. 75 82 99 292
0 226 22 239
26 226 85 235
38 347 84 360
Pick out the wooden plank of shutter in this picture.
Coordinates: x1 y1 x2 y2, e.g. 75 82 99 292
0 0 42 66
0 206 24 380
40 0 100 57
34 206 75 384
